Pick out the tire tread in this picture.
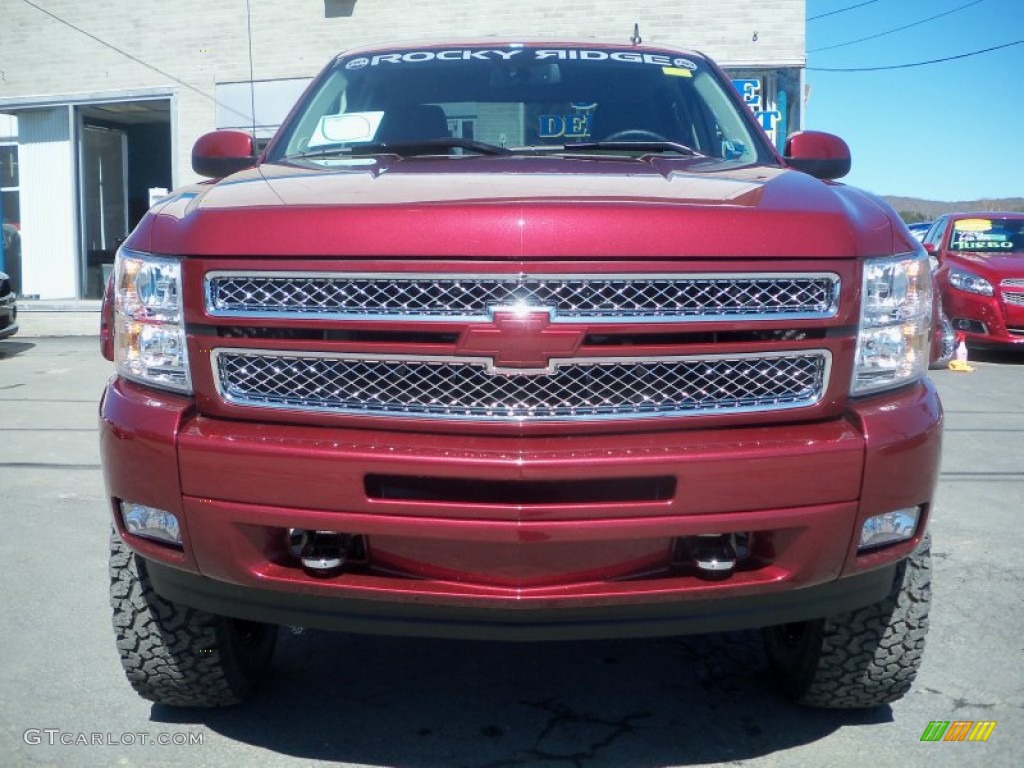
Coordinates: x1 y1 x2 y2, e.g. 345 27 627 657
765 535 932 709
109 531 273 707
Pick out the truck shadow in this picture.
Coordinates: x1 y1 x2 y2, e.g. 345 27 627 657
0 340 35 359
152 628 889 765
964 347 1024 366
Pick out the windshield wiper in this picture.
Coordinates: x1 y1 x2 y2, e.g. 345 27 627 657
289 138 511 159
520 141 701 156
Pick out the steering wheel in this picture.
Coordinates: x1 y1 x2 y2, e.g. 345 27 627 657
602 129 669 142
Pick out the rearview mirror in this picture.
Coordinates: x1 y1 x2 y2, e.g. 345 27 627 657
489 63 561 88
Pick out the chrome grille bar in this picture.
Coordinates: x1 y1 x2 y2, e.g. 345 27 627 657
1004 278 1024 306
205 272 841 323
212 349 831 422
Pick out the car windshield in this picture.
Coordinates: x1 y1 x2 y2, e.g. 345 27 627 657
269 45 770 164
948 218 1024 255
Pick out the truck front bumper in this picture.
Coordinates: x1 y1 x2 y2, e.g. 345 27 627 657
100 377 942 639
145 556 900 640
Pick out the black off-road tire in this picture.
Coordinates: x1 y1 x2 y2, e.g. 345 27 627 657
109 531 277 707
763 534 931 708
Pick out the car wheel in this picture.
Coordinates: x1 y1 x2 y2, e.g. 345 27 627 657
931 309 956 369
762 534 931 708
109 530 277 707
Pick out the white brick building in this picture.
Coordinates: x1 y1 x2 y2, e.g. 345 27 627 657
0 0 806 299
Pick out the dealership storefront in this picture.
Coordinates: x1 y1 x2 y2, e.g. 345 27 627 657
0 0 805 300
0 97 173 299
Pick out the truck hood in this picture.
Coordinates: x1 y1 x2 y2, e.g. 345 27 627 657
137 155 904 259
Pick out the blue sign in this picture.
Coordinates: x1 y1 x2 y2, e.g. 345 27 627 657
732 78 783 150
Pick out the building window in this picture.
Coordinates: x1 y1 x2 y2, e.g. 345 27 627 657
215 79 313 144
728 69 801 152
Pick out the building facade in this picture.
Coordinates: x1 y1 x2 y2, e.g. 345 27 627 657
0 0 806 300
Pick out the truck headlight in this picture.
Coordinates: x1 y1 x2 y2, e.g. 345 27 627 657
947 267 993 296
113 248 192 394
852 253 931 396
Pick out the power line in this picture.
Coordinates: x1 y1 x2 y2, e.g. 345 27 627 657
808 0 881 22
19 0 250 122
807 39 1023 70
810 0 984 53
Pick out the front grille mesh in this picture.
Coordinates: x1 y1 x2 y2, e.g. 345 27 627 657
213 350 830 421
1003 279 1024 306
206 273 840 321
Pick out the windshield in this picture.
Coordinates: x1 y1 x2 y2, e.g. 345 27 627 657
269 45 771 163
948 217 1024 255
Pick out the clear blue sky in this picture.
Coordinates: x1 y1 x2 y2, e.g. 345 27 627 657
804 0 1023 202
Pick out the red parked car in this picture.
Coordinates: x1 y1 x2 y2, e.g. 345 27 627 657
100 39 941 710
924 212 1024 349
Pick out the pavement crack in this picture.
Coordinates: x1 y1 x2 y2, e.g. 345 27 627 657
921 687 1008 711
0 462 101 470
523 697 651 766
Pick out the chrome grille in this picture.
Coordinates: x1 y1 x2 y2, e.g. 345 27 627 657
205 272 840 322
1004 292 1024 306
212 349 831 421
1002 278 1024 306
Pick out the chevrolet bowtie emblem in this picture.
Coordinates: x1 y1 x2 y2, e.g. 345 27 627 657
458 307 583 371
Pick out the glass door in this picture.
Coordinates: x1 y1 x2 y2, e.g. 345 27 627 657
79 124 128 298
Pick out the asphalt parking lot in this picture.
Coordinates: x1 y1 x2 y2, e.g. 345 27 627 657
0 331 1021 768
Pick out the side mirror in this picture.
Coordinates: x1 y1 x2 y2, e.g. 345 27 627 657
783 131 851 180
192 130 257 178
923 242 938 256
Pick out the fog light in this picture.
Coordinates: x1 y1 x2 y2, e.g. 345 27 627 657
953 318 987 335
859 507 920 551
121 501 182 546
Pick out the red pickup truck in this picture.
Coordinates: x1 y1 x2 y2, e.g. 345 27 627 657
100 40 942 709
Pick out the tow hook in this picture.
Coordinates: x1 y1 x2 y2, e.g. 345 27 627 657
693 534 737 578
674 533 749 580
288 529 351 577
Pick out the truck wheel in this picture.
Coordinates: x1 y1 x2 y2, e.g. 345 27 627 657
762 534 931 708
109 531 276 707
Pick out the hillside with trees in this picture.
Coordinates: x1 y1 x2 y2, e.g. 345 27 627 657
884 197 1024 223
